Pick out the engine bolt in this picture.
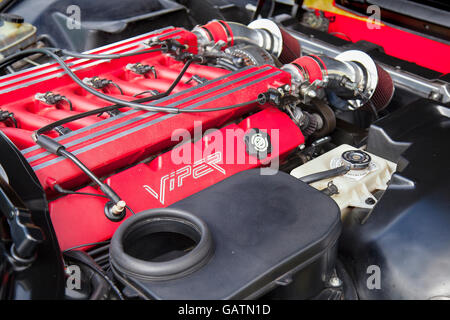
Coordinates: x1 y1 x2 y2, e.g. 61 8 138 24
111 200 126 215
307 90 317 98
329 276 343 288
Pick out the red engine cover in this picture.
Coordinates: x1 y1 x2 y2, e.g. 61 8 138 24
50 107 304 250
0 27 304 251
24 64 290 193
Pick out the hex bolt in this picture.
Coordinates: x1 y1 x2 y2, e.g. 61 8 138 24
329 276 343 288
429 92 442 101
307 90 317 98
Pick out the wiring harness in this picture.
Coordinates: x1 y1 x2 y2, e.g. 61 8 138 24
0 40 268 222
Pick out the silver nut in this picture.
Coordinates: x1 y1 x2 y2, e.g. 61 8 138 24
329 276 343 287
307 90 317 98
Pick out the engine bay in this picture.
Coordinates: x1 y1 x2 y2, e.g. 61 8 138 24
0 1 449 301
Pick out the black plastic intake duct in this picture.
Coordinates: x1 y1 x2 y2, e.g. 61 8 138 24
110 208 214 281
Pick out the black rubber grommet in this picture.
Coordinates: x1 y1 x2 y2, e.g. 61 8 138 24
110 208 213 281
0 13 25 24
104 202 126 222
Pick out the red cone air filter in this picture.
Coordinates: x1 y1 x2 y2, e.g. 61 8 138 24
277 26 302 64
248 19 302 64
364 64 394 111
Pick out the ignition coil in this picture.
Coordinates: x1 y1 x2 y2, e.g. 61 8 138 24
126 63 157 78
35 91 73 111
82 76 124 95
0 109 18 127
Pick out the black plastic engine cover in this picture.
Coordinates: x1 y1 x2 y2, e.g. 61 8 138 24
112 169 341 300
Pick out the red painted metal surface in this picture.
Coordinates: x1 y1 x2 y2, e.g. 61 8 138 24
1 27 293 193
0 27 304 250
0 26 294 193
0 27 199 136
24 64 289 193
50 108 304 250
306 1 450 74
328 14 450 73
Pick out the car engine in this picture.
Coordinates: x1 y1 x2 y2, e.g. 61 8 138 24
0 0 449 301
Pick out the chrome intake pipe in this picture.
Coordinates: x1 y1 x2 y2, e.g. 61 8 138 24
193 19 394 111
192 19 301 64
283 50 394 110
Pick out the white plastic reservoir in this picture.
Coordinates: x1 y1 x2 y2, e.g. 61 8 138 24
0 14 36 57
290 144 396 215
